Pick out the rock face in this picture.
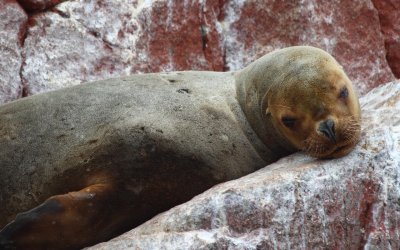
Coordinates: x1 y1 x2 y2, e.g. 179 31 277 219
222 0 394 94
88 81 400 249
21 0 225 96
372 0 400 78
0 0 399 103
0 0 27 103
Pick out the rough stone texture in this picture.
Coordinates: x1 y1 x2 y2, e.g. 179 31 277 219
221 0 395 94
88 81 400 249
0 0 27 103
22 9 134 95
22 0 225 95
133 0 225 72
0 0 399 103
372 0 400 78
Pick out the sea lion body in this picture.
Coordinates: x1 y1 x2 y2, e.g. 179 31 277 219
0 46 361 249
0 72 279 249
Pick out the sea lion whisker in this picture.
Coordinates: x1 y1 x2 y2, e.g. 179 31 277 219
268 104 292 109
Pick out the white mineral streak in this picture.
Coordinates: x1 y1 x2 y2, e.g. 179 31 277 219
88 81 400 249
298 0 336 55
57 0 148 49
216 0 246 71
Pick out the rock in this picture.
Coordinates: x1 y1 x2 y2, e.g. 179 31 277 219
22 0 224 95
0 0 27 103
221 0 395 94
16 0 397 99
372 0 400 78
1 0 398 101
22 10 134 95
88 80 400 250
132 0 224 72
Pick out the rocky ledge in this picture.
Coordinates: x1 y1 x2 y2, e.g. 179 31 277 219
88 80 400 249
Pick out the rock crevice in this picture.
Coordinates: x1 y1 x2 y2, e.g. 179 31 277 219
371 0 400 78
17 0 66 13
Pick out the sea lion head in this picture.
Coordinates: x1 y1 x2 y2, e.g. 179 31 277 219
236 46 361 159
265 46 361 158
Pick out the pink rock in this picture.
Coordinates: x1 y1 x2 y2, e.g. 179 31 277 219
22 0 224 95
8 0 399 98
372 0 400 78
0 0 27 104
222 0 395 94
88 80 400 249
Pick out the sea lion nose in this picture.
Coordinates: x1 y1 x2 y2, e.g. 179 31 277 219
318 119 336 142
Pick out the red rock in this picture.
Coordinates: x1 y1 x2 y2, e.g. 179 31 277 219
0 0 27 104
135 0 224 72
372 0 400 78
222 0 395 94
88 81 400 250
17 0 65 12
4 0 399 98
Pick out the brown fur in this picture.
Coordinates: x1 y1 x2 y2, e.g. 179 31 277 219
235 46 361 158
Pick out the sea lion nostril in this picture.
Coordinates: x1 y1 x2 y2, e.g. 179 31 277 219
318 119 336 142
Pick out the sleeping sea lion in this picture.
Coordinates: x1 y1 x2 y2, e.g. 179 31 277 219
0 46 361 249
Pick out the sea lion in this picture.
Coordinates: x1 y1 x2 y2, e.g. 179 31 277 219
0 46 361 249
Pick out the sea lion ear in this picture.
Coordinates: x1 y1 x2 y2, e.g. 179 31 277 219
265 107 271 116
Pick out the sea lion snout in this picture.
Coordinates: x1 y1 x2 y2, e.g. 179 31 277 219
318 119 336 143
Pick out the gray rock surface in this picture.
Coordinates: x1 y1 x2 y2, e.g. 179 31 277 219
88 80 400 249
0 1 27 103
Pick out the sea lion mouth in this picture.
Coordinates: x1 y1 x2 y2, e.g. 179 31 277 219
323 141 355 158
333 144 348 154
303 137 358 159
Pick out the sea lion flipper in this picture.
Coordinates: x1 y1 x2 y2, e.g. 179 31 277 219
0 183 115 250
